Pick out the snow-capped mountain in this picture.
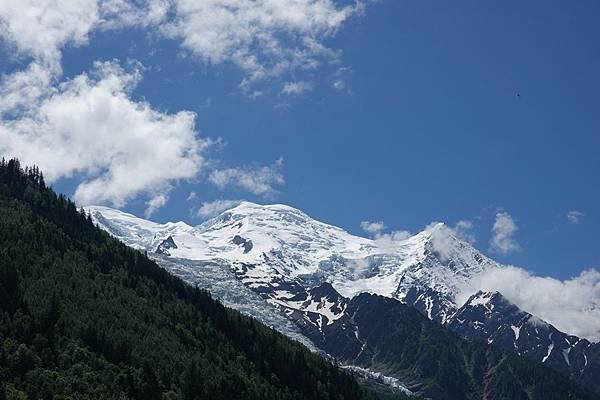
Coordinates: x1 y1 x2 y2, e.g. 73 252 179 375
89 202 498 324
87 202 599 393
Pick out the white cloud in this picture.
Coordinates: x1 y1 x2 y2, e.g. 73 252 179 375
458 266 600 341
282 81 312 96
490 212 520 254
1 0 363 92
426 220 476 262
361 217 474 255
186 191 197 202
0 0 364 210
360 220 386 235
0 0 98 70
209 158 284 197
145 192 169 217
0 0 168 71
332 79 347 91
0 61 209 209
373 230 412 251
0 63 53 115
566 210 585 224
196 199 244 219
360 219 411 250
453 220 475 244
332 66 352 92
162 0 364 90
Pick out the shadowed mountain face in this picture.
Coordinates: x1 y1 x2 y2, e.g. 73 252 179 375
260 282 593 400
446 291 600 391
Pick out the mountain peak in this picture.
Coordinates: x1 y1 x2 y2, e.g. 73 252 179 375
88 203 499 320
226 201 308 215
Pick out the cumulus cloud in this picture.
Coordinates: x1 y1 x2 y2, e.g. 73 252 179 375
566 210 585 224
0 0 364 211
458 266 600 341
162 0 363 90
490 212 520 254
209 158 284 197
0 0 168 70
196 199 244 219
0 63 54 115
0 0 98 70
0 60 209 210
360 220 386 235
1 0 364 90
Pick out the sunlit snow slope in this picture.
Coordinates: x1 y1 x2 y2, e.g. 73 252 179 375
89 202 499 323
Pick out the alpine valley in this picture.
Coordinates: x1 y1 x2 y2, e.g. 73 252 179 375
88 201 600 398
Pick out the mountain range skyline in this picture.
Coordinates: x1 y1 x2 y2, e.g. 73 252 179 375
87 201 600 343
1 1 599 284
84 198 600 396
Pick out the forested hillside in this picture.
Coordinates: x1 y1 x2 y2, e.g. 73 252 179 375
0 159 387 399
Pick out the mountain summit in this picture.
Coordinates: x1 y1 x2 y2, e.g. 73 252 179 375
88 201 497 323
88 202 599 395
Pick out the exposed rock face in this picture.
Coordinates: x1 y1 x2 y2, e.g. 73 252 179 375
232 235 253 253
156 235 178 255
446 291 599 389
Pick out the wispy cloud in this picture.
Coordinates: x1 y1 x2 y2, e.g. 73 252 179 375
281 81 312 96
373 230 412 251
145 192 169 217
332 79 347 91
196 199 244 219
490 212 520 255
360 220 386 235
360 219 411 251
426 220 476 262
566 210 585 224
209 158 284 198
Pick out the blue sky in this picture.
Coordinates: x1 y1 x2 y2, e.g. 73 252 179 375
1 1 599 280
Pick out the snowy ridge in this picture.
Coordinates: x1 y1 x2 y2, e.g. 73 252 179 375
88 202 500 325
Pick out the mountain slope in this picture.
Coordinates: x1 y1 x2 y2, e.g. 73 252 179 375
264 281 593 400
0 159 378 400
88 202 600 394
447 291 599 390
87 202 598 398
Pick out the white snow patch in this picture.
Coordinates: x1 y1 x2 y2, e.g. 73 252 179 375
342 365 413 396
511 325 521 341
542 342 554 363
